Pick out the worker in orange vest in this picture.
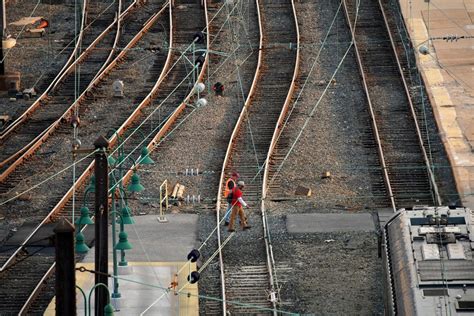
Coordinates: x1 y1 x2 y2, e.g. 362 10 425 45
223 172 239 225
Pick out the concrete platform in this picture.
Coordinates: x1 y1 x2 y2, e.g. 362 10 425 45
45 214 200 315
286 213 375 233
45 262 198 315
398 0 474 207
83 214 199 263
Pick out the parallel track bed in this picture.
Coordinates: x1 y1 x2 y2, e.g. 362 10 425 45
380 0 459 204
23 1 207 311
218 0 297 313
0 2 174 312
0 0 120 174
343 0 436 207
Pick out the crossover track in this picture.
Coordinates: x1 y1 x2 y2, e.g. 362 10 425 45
215 0 299 313
0 1 146 188
0 1 192 312
342 0 441 210
0 0 133 176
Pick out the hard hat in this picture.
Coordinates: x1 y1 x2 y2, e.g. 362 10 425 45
237 181 245 187
232 172 240 178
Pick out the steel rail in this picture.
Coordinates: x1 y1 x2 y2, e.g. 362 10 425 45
18 2 209 311
0 3 170 273
214 0 263 313
0 0 90 139
0 1 149 183
91 0 123 82
341 0 397 211
260 0 300 311
0 1 128 171
377 0 441 206
18 264 55 315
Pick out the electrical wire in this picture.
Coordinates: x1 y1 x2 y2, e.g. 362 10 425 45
1 0 42 63
0 149 98 206
77 266 299 315
268 0 359 186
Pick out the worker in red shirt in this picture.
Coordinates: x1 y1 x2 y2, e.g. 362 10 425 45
228 181 251 232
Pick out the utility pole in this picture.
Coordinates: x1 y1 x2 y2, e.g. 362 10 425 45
54 218 76 316
94 135 109 316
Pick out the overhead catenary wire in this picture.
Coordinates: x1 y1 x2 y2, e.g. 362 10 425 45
111 172 172 304
1 0 42 63
3 1 280 314
139 232 236 315
247 0 344 184
0 149 98 206
106 0 256 178
77 265 299 315
136 0 266 312
0 15 203 208
268 0 360 186
111 0 272 312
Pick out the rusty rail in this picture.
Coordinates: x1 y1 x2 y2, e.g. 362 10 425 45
17 1 209 311
0 1 129 172
377 0 441 206
214 0 264 313
0 1 149 183
0 2 170 273
260 0 300 311
0 1 136 173
92 0 124 82
0 0 94 140
341 0 396 211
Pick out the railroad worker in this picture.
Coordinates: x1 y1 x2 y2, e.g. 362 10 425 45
228 181 251 232
223 171 240 226
212 82 224 97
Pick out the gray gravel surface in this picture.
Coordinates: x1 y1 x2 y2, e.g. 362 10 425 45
269 212 383 315
0 0 167 226
125 1 259 314
1 1 75 120
264 0 385 314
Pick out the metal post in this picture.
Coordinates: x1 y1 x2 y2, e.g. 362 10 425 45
119 213 127 266
54 218 76 316
94 135 109 316
0 0 6 75
118 161 128 267
111 181 120 300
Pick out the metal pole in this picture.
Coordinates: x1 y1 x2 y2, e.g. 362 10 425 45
54 218 76 316
94 135 109 316
111 182 120 300
0 0 6 75
119 213 126 265
118 162 127 266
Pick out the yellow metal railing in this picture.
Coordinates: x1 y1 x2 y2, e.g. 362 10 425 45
158 180 169 222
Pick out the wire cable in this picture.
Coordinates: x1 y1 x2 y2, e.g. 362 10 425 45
0 149 98 206
268 0 361 185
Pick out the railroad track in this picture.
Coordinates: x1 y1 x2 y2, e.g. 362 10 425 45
0 2 172 313
380 0 459 204
342 0 441 209
0 1 145 188
0 0 123 175
214 0 299 313
0 0 209 313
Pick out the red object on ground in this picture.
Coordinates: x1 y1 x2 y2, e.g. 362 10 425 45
37 18 49 29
